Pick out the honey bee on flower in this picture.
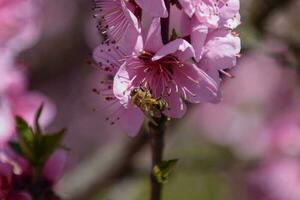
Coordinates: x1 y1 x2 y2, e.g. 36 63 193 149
92 0 241 136
130 87 168 120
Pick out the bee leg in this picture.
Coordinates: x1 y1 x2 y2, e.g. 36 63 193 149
145 115 158 126
149 118 159 126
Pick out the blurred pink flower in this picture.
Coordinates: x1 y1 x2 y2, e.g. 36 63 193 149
262 109 300 157
0 66 55 147
0 149 65 199
194 52 297 159
248 159 300 200
0 101 15 148
0 0 42 54
0 161 32 200
42 150 67 185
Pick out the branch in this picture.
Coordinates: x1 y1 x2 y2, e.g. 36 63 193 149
149 117 167 200
161 0 171 44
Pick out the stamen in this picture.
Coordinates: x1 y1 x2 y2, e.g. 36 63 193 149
93 0 134 42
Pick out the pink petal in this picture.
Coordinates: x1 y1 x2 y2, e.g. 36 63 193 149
93 0 142 53
42 150 67 183
152 39 195 61
0 67 26 94
178 0 195 17
201 29 241 70
118 104 144 137
163 88 186 118
0 100 14 147
11 92 56 128
135 0 168 18
169 5 191 37
0 162 13 186
222 13 241 29
2 149 30 174
219 0 240 19
120 0 140 31
113 63 132 106
0 0 41 53
120 0 143 52
93 42 124 76
194 1 219 28
173 63 220 103
199 64 221 87
144 18 163 52
219 0 241 29
191 16 208 62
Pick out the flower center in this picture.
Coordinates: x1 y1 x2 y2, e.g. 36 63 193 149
128 52 185 98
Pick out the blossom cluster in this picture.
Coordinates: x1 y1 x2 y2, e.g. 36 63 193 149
92 0 241 136
0 0 65 199
0 149 66 200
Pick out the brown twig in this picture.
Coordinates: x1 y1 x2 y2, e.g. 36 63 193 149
149 117 167 200
160 0 170 44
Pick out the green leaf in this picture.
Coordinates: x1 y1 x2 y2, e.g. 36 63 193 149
13 105 67 170
35 129 66 166
153 159 178 184
34 103 44 135
15 116 35 161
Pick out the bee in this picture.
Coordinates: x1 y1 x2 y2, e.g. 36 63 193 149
130 87 168 120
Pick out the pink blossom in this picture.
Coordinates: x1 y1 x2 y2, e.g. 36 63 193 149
248 159 300 200
0 150 65 199
171 0 241 61
113 18 219 118
0 161 32 200
194 52 295 159
0 148 66 192
42 150 67 184
92 1 241 136
0 66 55 147
0 0 41 54
261 109 300 157
178 0 240 28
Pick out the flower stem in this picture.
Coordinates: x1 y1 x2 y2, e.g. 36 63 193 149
161 0 171 44
149 116 167 200
149 1 171 199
